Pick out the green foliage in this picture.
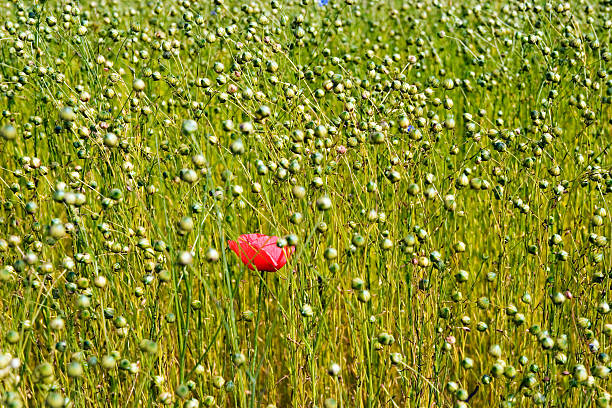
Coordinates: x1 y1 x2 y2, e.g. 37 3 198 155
0 0 610 406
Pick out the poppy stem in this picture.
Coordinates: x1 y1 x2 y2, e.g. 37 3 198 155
249 273 266 408
218 219 247 407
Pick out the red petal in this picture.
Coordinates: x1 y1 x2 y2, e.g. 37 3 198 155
229 234 295 272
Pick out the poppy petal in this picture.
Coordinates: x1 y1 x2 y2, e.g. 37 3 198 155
228 234 294 272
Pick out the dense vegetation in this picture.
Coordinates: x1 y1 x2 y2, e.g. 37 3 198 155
0 0 611 406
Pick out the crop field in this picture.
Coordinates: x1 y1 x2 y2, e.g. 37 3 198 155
0 0 611 406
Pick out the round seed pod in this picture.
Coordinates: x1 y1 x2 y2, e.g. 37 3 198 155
390 353 403 365
300 304 313 317
232 353 247 367
67 362 83 378
59 107 76 122
45 392 64 408
212 376 225 389
177 251 193 266
357 290 371 303
0 125 17 140
132 78 146 91
205 248 219 263
316 196 332 211
182 119 198 136
327 362 341 377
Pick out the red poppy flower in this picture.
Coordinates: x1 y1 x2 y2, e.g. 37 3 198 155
227 234 295 272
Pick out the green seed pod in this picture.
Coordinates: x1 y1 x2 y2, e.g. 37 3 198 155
323 398 337 408
597 392 611 408
594 365 610 379
76 294 91 309
103 133 119 147
418 256 430 268
356 289 370 303
316 196 332 211
439 307 451 319
456 389 469 401
489 344 502 358
67 361 83 378
512 312 525 324
380 238 393 251
113 316 127 329
456 173 469 188
570 364 588 384
476 322 488 332
239 309 253 322
351 277 365 290
36 362 54 378
455 270 469 283
461 357 474 370
491 362 504 378
232 353 246 367
5 330 19 344
407 183 420 196
351 233 365 247
469 177 483 190
521 374 537 389
45 392 64 408
592 215 604 227
141 339 159 354
126 360 138 373
454 241 466 253
477 297 490 309
49 222 66 240
49 317 65 331
323 247 337 260
177 251 193 266
504 365 517 379
59 107 76 122
178 216 194 233
551 292 566 305
176 384 190 399
0 354 11 370
239 122 254 134
327 362 341 377
444 195 457 211
390 352 403 365
378 332 395 346
55 341 67 353
230 139 245 155
300 304 314 317
185 399 199 408
446 381 459 393
132 78 146 91
505 304 518 316
597 301 610 314
529 325 541 336
541 337 554 350
182 119 198 136
291 186 306 199
209 375 224 390
0 124 17 140
519 292 533 305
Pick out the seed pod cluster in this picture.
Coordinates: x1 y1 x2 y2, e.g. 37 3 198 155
0 0 610 407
